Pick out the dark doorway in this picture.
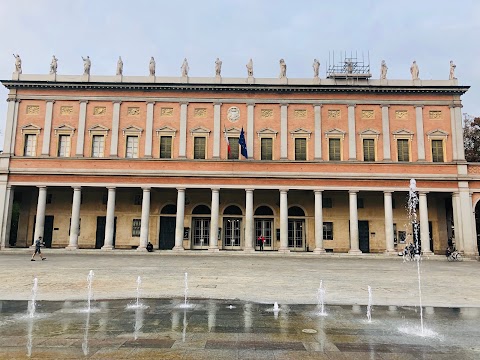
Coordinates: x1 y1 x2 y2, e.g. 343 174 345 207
159 217 176 250
476 201 480 255
95 216 117 249
359 221 370 253
32 215 54 248
9 202 20 247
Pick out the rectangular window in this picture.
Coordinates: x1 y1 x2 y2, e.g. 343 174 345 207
58 135 71 157
134 194 142 205
24 134 37 156
363 139 375 161
261 138 273 160
329 138 341 161
92 135 105 158
126 136 139 158
397 139 410 162
228 137 239 159
323 222 333 240
160 136 172 159
295 138 307 160
431 140 444 162
132 219 141 237
194 137 206 159
323 198 333 208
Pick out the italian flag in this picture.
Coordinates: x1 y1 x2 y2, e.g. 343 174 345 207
224 126 231 156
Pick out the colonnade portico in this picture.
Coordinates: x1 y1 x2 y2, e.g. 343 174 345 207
15 183 477 256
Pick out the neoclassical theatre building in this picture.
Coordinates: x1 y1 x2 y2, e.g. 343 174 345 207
0 57 479 257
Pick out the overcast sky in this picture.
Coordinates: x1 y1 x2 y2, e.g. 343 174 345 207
0 0 478 147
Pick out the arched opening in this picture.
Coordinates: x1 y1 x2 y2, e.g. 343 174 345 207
192 204 211 214
159 204 177 250
161 204 176 214
254 205 273 216
223 205 242 250
288 206 305 251
254 206 274 251
192 204 211 249
223 205 243 215
288 206 305 217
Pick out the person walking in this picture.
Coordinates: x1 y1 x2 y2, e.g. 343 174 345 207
31 236 46 261
258 235 265 251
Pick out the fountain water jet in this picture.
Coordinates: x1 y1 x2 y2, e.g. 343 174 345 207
366 285 372 322
178 272 193 308
27 277 38 318
317 280 327 316
86 270 94 312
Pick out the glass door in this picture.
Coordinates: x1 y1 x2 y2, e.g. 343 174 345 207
223 218 241 250
193 218 210 249
288 219 305 251
255 219 273 250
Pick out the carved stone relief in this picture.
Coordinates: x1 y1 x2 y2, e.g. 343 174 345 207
328 109 340 119
361 110 375 119
194 108 207 117
60 106 73 115
395 110 408 119
93 106 107 115
161 107 174 116
26 105 40 115
128 107 140 116
294 109 307 118
261 109 273 119
429 110 442 119
227 106 240 122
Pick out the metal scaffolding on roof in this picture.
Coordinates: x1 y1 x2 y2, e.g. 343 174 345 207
326 51 372 81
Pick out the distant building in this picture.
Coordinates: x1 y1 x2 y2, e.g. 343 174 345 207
0 64 478 256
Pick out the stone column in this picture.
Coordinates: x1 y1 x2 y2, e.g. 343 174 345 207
384 191 395 253
179 102 188 158
110 101 121 157
313 190 325 253
470 192 477 255
102 187 116 250
137 187 151 251
348 190 361 254
458 183 475 255
314 105 322 160
278 189 289 252
2 99 17 155
33 186 48 244
144 102 154 158
415 106 426 161
213 103 221 159
454 106 465 161
247 102 255 159
173 188 186 251
0 185 14 249
348 105 356 160
76 101 88 157
209 188 220 252
449 106 458 160
244 189 254 252
419 192 432 254
452 192 463 252
67 186 82 250
280 104 288 160
381 106 391 160
41 100 54 156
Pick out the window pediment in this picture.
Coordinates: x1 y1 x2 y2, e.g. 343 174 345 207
54 124 76 135
290 127 311 139
426 129 449 139
359 128 380 139
21 123 42 134
190 126 211 137
122 125 143 137
325 128 346 139
392 128 414 139
156 126 177 137
257 127 278 138
225 126 242 136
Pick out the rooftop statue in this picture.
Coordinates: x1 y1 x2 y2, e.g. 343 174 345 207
149 57 155 76
279 58 287 78
410 60 419 80
246 58 253 77
312 59 320 78
50 55 58 75
82 56 91 75
116 56 123 76
380 60 388 80
449 60 456 80
13 54 22 73
181 58 189 77
215 58 222 76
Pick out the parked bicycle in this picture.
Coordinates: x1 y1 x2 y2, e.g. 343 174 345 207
446 247 463 262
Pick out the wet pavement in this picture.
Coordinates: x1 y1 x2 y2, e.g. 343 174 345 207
0 299 479 359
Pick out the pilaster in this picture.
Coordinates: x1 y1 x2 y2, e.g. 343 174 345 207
415 106 426 161
381 105 391 161
75 101 88 157
348 105 356 160
247 102 255 159
144 101 155 158
314 105 322 160
110 101 121 157
280 104 288 160
213 103 221 159
179 102 188 158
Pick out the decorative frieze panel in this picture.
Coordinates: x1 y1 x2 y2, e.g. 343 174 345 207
60 106 73 115
161 107 174 116
194 108 207 117
127 107 140 116
361 110 374 119
294 109 307 118
261 109 273 119
328 109 340 119
93 106 107 116
429 110 442 119
395 110 408 119
26 105 40 115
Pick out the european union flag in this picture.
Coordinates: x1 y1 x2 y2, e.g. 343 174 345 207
239 127 248 159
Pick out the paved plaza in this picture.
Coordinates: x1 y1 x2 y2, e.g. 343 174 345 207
0 251 479 359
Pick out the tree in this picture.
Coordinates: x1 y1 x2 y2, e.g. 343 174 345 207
463 113 480 162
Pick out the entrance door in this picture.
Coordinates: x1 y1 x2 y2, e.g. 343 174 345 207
192 218 210 249
359 220 370 253
95 216 117 249
32 215 54 248
255 219 273 250
159 217 176 250
288 219 304 251
223 218 241 250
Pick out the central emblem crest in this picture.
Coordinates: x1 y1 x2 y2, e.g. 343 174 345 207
227 106 240 122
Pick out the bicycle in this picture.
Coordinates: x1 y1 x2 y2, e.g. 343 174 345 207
447 250 463 262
